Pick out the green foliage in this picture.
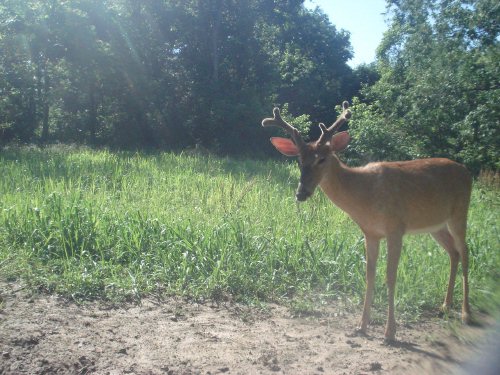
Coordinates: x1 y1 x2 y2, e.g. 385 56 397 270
0 0 354 153
345 98 413 165
261 6 353 123
1 0 498 174
356 0 500 172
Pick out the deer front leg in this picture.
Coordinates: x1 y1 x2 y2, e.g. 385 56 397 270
385 232 403 342
359 235 380 333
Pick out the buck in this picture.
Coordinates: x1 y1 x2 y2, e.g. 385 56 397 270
262 102 472 342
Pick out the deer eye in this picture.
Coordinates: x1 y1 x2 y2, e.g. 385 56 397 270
317 157 326 165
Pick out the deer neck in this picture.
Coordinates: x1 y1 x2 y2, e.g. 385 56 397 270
319 156 368 216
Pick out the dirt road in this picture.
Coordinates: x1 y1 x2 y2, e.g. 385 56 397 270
0 281 497 374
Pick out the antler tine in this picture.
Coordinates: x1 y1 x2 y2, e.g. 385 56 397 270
329 101 352 132
262 107 307 149
262 108 292 131
318 101 352 144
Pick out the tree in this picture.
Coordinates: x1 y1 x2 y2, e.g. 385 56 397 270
260 6 354 125
0 0 54 143
352 0 499 172
0 0 357 153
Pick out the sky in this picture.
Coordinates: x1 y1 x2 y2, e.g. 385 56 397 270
305 0 389 67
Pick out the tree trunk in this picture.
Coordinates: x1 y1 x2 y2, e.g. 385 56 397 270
41 83 50 142
210 0 222 84
41 60 50 143
88 79 97 145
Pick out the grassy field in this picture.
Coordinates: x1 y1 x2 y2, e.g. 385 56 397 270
1 146 499 319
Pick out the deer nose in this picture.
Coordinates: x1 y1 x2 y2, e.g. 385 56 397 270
296 184 311 201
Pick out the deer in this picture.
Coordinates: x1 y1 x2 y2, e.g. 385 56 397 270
262 101 472 342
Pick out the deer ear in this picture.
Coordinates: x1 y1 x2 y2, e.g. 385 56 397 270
330 131 350 152
270 137 300 156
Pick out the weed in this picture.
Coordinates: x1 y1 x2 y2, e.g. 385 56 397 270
0 146 499 318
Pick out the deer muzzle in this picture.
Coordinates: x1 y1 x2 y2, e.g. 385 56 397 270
295 183 312 202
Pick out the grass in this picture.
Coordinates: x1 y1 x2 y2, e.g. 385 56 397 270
1 145 499 319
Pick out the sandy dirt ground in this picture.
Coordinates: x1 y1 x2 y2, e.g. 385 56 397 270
0 281 498 375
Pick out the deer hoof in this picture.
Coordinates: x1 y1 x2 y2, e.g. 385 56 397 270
462 311 472 325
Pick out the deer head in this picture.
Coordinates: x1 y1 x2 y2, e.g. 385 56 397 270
262 101 352 201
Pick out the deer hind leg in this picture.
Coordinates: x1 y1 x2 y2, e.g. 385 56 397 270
385 232 403 342
359 235 380 334
431 228 459 313
447 218 472 324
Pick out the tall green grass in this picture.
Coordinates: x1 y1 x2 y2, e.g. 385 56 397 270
1 146 499 317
